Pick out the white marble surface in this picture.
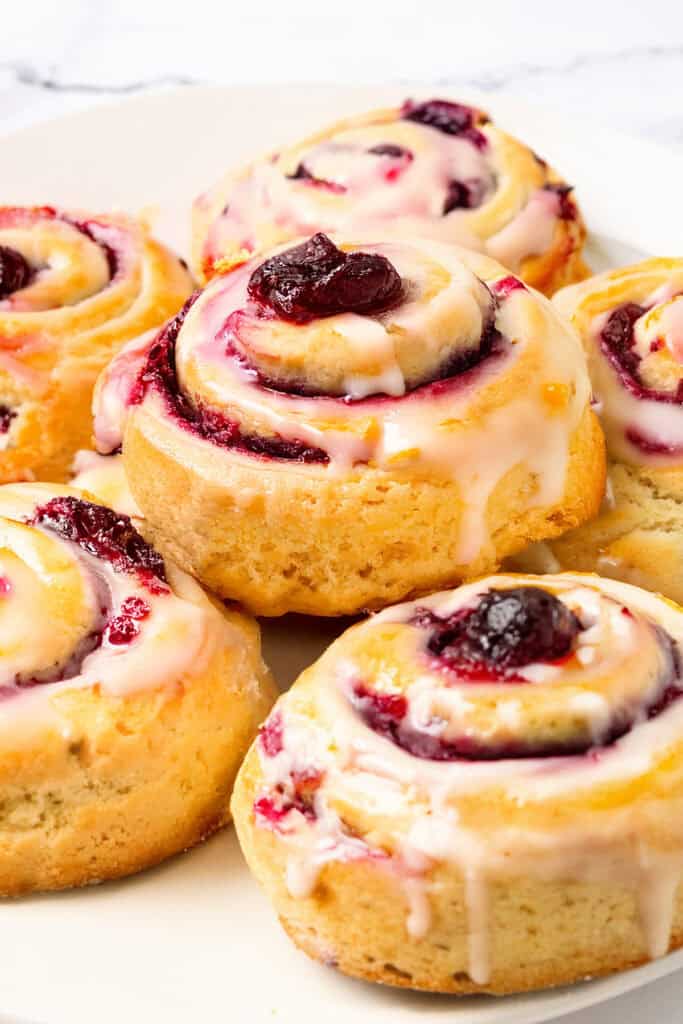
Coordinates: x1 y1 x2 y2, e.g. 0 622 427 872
2 0 683 142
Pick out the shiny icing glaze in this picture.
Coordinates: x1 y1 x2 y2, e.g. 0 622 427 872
0 482 246 744
96 237 591 566
71 450 141 518
0 206 192 465
194 100 577 280
252 573 683 984
554 258 683 467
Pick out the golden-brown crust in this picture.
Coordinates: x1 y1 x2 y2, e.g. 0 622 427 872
124 404 604 617
532 461 683 605
0 643 275 895
0 214 194 484
530 258 683 601
114 235 605 618
232 738 683 995
0 484 276 894
520 223 590 297
192 101 588 294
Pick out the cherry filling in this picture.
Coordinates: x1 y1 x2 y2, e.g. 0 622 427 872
132 253 502 461
3 629 105 695
259 710 284 757
226 299 501 401
0 405 16 434
543 183 578 221
491 275 527 300
254 769 323 826
31 497 167 589
247 233 403 324
601 302 646 380
0 246 33 298
69 217 118 280
443 178 487 213
367 143 414 182
416 587 582 676
286 162 346 194
367 143 412 159
106 595 151 646
599 300 683 454
401 98 488 150
132 302 329 464
351 590 683 760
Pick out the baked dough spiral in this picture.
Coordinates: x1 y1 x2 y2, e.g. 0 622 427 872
0 205 193 483
516 259 683 602
192 98 588 295
94 233 604 616
0 481 275 895
232 572 683 994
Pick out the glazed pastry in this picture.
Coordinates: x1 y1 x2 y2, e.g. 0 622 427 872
192 98 588 295
0 482 275 895
0 205 193 483
93 233 604 616
233 572 683 994
514 259 683 602
71 449 140 517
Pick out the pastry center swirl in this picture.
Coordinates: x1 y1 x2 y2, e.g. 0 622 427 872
601 295 683 402
0 497 168 694
180 235 498 402
0 207 117 311
346 584 682 760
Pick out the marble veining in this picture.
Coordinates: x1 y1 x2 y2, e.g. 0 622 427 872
2 2 683 143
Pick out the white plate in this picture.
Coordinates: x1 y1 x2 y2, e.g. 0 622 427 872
3 85 683 1024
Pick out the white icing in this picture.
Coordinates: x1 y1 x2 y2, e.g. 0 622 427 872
197 104 567 275
111 236 590 568
0 483 247 746
93 329 158 454
487 188 561 271
566 271 683 468
255 573 683 983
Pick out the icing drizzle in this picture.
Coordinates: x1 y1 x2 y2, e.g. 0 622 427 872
251 573 683 984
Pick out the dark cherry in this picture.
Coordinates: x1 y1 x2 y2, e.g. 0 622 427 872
543 183 577 221
417 586 581 672
247 233 403 324
0 246 32 299
601 302 646 379
107 595 151 643
401 99 488 148
367 143 411 159
132 302 330 465
31 497 167 585
403 98 474 134
107 616 140 646
598 300 683 454
350 611 682 763
286 162 346 194
443 178 487 214
132 273 501 462
0 405 16 434
120 595 150 619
